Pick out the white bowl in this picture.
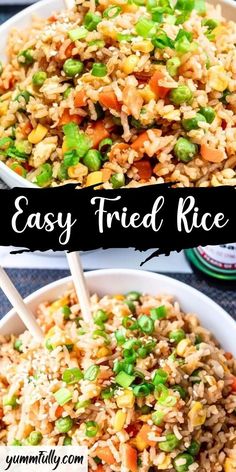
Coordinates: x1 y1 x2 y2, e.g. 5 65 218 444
0 269 235 355
0 0 235 187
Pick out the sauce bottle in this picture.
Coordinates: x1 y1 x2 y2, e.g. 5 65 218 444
185 244 236 281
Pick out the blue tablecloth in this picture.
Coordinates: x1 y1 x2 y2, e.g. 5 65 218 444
0 4 235 322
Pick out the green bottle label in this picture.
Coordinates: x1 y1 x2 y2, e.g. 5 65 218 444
185 244 236 280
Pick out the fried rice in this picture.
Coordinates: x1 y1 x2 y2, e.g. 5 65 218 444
0 0 236 188
0 288 236 471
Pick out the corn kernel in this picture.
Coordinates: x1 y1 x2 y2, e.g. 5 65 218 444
224 458 236 472
213 25 227 38
28 124 48 144
122 55 139 75
114 410 126 432
135 435 147 452
0 102 8 116
176 338 191 357
158 455 172 470
208 65 228 92
49 297 69 314
122 3 138 12
188 402 206 427
86 171 103 187
211 175 221 187
139 414 151 422
116 389 135 408
97 347 110 358
114 294 125 301
139 85 156 103
132 40 154 53
68 163 88 179
62 140 68 155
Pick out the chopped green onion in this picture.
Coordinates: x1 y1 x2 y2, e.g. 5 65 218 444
103 5 122 18
0 61 3 76
175 12 190 24
220 89 231 105
172 385 187 400
159 433 181 452
62 367 83 384
10 162 27 178
63 122 92 158
187 440 200 456
135 17 156 38
35 163 52 187
150 305 167 320
63 86 73 99
194 334 203 345
28 431 42 446
85 421 99 437
166 57 181 77
93 329 110 344
91 63 107 77
3 395 18 408
14 339 23 352
124 299 136 313
0 137 13 150
117 33 134 42
138 315 154 334
146 0 157 11
113 360 134 375
152 410 165 426
115 371 135 388
88 40 105 48
190 368 202 384
133 383 153 397
175 0 194 12
84 12 102 31
54 388 73 406
155 384 177 406
84 365 100 381
68 27 88 41
115 328 126 345
99 138 113 154
15 91 31 105
153 368 168 386
122 317 137 329
123 348 137 364
101 386 115 399
152 30 174 49
61 305 71 320
75 399 91 410
55 416 73 433
11 439 22 446
169 329 186 344
123 339 141 350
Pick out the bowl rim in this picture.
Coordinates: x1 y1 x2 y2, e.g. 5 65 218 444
0 268 235 334
0 0 236 188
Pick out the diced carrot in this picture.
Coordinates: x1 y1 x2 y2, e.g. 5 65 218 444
0 408 3 419
88 120 110 148
102 168 112 182
134 160 152 181
65 42 76 58
136 424 156 449
149 69 170 99
74 90 87 108
225 352 233 360
131 129 162 154
21 121 32 136
59 109 83 126
96 466 104 472
99 91 122 112
12 164 26 177
55 406 64 418
200 143 226 163
123 444 137 472
230 376 236 392
95 447 115 465
48 14 58 23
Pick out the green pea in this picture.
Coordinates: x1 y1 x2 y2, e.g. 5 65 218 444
187 440 200 456
28 431 43 445
63 436 72 445
83 149 102 171
11 439 22 446
63 86 73 99
182 113 206 131
199 107 216 124
14 339 23 352
166 57 181 77
169 85 193 105
45 338 53 351
3 395 18 408
173 453 194 471
32 71 47 87
62 305 71 320
18 49 35 66
174 137 198 163
63 59 84 77
110 173 125 189
55 416 73 433
159 433 180 452
169 329 186 344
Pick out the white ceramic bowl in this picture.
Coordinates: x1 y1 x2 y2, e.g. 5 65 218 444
0 269 235 355
0 0 236 187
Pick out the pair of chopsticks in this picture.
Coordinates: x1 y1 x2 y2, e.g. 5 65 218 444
0 252 93 342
